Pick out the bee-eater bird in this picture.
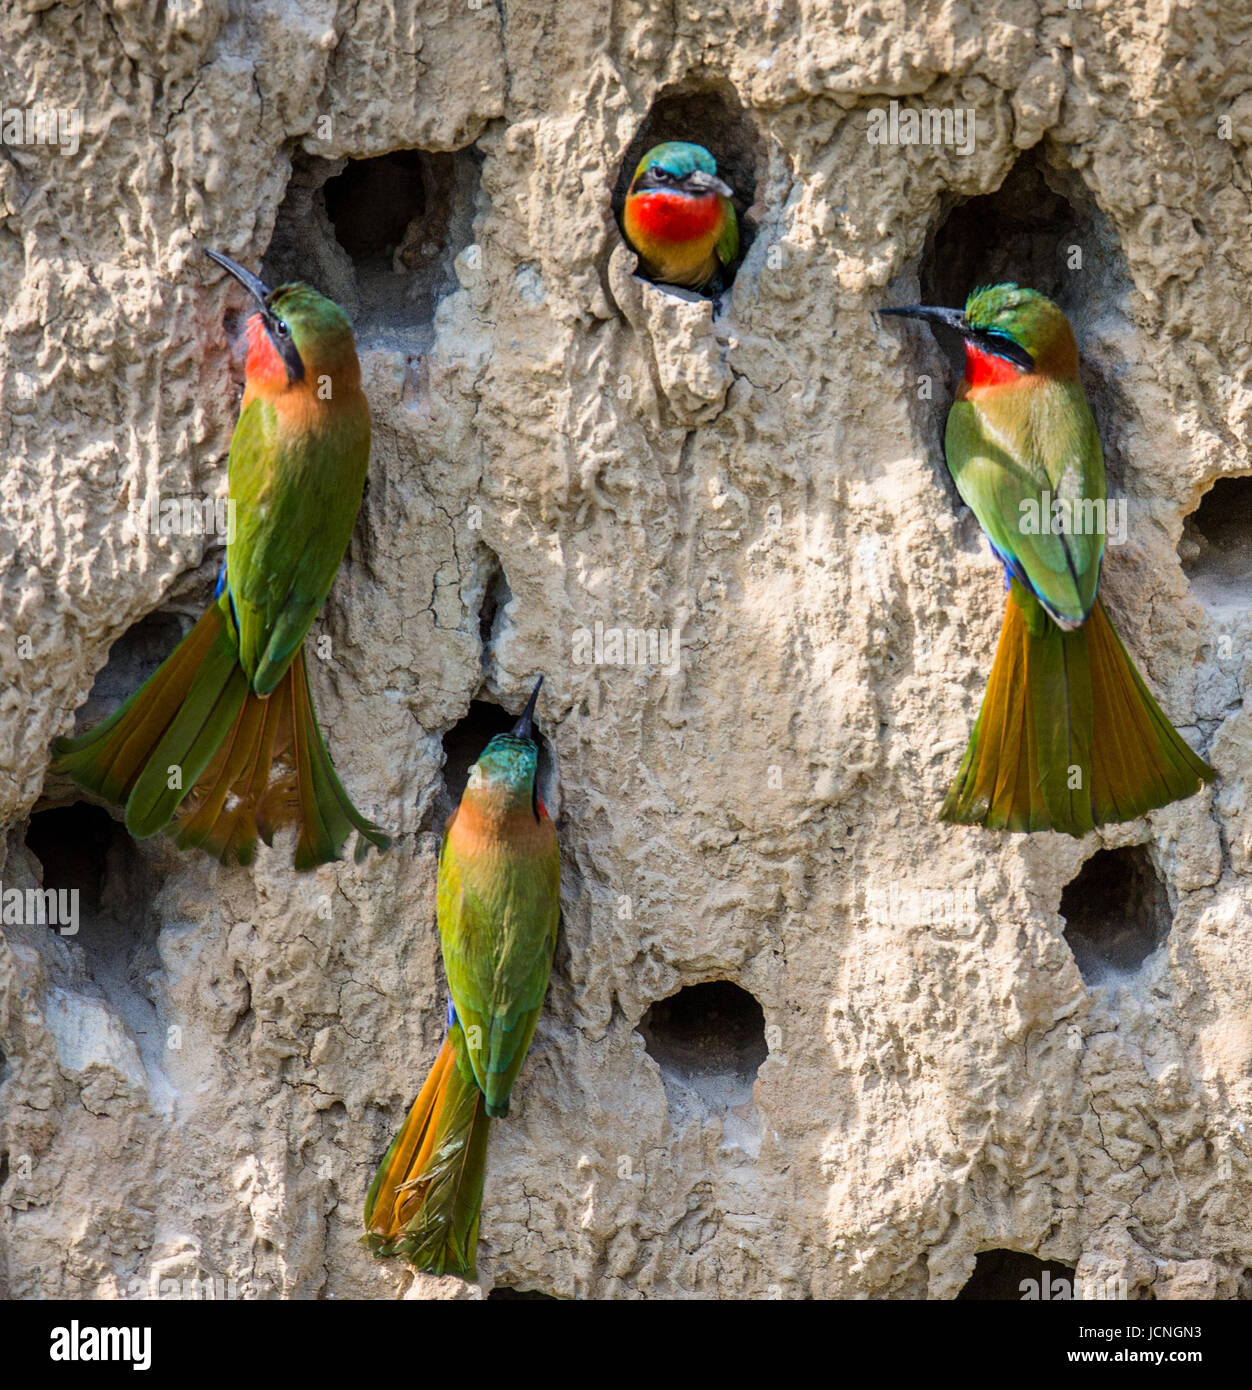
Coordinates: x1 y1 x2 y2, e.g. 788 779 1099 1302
881 283 1214 835
364 679 559 1280
622 140 739 290
52 250 391 870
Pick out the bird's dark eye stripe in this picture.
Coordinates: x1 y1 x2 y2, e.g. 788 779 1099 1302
970 327 1034 369
265 313 304 382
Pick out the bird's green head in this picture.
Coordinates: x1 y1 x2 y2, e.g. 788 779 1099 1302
964 283 1078 374
205 248 360 391
629 141 733 199
466 678 545 819
879 282 1079 380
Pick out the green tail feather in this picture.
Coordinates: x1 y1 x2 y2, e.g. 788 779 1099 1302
261 648 391 871
125 647 248 838
298 649 391 867
1024 587 1097 835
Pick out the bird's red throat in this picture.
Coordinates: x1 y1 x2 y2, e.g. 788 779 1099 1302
962 341 1027 389
628 190 722 244
244 313 290 393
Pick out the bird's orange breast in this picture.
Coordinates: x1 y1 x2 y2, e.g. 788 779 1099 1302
448 792 554 858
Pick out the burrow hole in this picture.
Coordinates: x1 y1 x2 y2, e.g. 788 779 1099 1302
909 147 1136 484
434 696 557 831
612 80 762 294
1060 844 1172 986
637 980 767 1111
958 1250 1075 1301
487 1286 559 1300
22 803 165 1045
263 147 480 338
1178 474 1252 614
920 148 1126 314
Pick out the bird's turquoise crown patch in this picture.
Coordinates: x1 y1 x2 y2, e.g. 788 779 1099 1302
473 734 538 787
639 140 718 179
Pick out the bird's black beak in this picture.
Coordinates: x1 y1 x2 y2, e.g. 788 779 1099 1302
685 170 734 198
878 304 969 334
878 303 1036 372
205 248 272 312
511 676 544 740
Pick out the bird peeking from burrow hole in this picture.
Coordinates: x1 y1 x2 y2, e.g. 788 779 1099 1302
621 140 740 295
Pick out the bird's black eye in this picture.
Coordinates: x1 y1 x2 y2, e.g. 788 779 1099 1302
274 318 289 338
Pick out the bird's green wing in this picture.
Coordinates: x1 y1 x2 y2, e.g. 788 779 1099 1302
436 818 559 1117
944 379 1105 625
716 197 740 269
226 396 370 694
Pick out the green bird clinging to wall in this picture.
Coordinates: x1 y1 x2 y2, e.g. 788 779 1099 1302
52 250 391 870
364 679 560 1280
622 140 739 291
881 283 1214 835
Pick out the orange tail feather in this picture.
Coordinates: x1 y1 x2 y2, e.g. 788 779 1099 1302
54 603 390 869
941 586 1214 835
364 1025 489 1281
53 605 227 806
